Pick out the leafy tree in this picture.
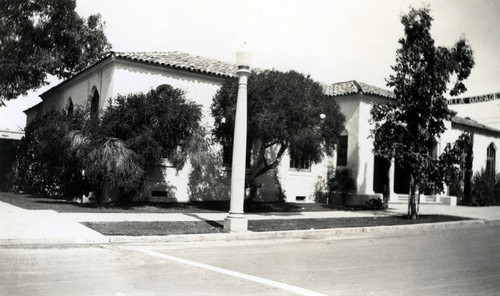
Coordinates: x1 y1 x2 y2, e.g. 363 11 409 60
0 0 111 104
370 7 474 219
16 109 87 198
99 86 203 169
211 69 345 201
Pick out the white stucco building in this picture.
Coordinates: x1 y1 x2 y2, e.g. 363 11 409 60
25 51 500 205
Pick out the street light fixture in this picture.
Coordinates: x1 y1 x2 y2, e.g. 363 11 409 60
224 45 252 232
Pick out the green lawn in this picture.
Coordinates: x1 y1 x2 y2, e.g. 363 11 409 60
0 192 376 213
83 215 471 236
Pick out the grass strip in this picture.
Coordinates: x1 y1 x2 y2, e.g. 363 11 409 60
83 215 471 236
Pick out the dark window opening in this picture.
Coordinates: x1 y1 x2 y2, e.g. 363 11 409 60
290 158 311 171
90 89 100 120
67 98 74 116
337 135 348 166
152 190 168 197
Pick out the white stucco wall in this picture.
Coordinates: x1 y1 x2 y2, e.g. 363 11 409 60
440 121 500 175
111 61 224 128
42 65 115 114
331 94 389 196
279 152 330 202
334 96 360 173
356 98 377 194
472 134 500 174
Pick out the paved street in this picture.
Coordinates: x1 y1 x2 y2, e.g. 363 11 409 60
1 225 499 296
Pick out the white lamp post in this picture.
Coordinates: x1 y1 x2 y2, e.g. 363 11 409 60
224 46 252 232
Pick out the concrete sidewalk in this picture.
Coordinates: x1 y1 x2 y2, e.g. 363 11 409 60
1 199 499 246
387 203 500 221
0 201 109 246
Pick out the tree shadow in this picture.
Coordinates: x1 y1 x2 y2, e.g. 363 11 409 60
183 213 224 229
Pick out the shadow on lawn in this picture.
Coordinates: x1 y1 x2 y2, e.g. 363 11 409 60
184 213 224 229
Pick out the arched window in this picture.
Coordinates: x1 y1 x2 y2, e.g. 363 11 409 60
156 84 173 94
486 143 496 178
66 97 74 116
89 87 99 119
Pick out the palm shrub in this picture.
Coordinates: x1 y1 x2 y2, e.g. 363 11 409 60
66 131 145 203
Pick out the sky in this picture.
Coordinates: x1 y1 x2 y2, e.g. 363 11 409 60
1 0 499 131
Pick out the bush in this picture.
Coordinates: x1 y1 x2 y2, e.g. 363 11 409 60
470 170 500 206
313 176 328 203
15 109 87 199
448 174 464 204
327 168 356 206
367 198 384 210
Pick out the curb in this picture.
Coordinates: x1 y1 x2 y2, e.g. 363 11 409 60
109 219 500 244
0 236 110 247
2 219 498 247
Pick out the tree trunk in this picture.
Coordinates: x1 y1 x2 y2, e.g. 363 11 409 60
93 189 104 205
247 181 258 202
382 164 390 209
408 175 419 220
464 140 473 205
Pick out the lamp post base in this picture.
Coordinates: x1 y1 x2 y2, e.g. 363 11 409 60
224 214 248 232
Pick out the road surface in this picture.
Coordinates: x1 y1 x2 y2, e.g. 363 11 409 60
1 225 499 295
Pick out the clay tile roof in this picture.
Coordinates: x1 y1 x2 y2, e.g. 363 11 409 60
451 116 500 135
321 80 395 99
112 51 238 78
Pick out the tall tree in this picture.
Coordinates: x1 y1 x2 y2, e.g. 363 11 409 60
0 0 111 104
370 6 474 219
211 69 345 200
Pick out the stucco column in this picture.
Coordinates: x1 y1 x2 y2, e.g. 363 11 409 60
224 66 250 232
388 158 398 202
